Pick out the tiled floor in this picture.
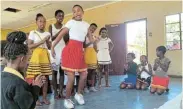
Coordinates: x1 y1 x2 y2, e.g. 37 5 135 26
36 76 182 109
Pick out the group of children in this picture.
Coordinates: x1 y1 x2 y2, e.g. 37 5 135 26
23 5 113 109
1 4 171 109
120 46 171 95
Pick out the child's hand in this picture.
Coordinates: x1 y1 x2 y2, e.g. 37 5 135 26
142 67 146 71
32 74 45 87
155 59 160 65
124 64 128 70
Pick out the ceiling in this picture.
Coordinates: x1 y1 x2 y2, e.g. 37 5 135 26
1 1 113 29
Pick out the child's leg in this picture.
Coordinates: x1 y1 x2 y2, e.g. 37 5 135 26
104 65 110 87
52 70 58 98
59 67 65 98
136 81 141 90
42 76 50 104
141 83 148 90
65 72 75 99
157 88 165 95
150 87 157 94
87 69 92 87
78 71 88 94
98 65 103 88
127 84 134 89
91 69 96 87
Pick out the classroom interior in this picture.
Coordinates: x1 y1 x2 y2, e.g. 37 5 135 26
1 1 182 109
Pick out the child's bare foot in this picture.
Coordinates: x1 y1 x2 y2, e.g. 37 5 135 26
105 84 111 87
54 91 59 99
36 100 43 106
42 99 50 105
98 85 102 89
54 95 60 100
59 94 66 99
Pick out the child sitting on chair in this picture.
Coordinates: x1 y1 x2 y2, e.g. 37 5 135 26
120 53 138 89
136 55 153 90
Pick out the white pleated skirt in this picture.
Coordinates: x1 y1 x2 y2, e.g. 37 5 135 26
97 49 112 65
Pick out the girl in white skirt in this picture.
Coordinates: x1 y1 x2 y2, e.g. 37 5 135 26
97 27 114 87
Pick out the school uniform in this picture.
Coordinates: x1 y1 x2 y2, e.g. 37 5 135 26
61 19 89 73
1 67 40 109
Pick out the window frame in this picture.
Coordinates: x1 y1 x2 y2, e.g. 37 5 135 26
165 13 182 50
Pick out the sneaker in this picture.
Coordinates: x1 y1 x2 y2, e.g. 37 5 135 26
64 99 74 109
74 93 85 105
84 88 90 93
90 87 98 92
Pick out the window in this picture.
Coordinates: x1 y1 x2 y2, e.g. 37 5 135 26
166 13 182 50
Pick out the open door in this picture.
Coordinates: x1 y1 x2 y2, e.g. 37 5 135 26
106 24 126 75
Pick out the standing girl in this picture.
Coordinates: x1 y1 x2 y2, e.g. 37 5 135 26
51 5 94 109
136 55 153 90
84 23 98 92
26 13 51 105
120 53 138 89
150 46 171 95
48 9 65 99
97 27 114 87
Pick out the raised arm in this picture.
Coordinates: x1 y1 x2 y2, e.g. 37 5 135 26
51 28 68 57
49 24 63 41
52 28 68 49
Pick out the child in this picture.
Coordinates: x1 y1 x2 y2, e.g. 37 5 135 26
48 9 65 99
51 5 94 109
97 27 114 87
150 46 171 95
136 55 153 90
1 31 45 109
120 53 138 89
84 23 98 92
63 33 80 96
26 13 52 105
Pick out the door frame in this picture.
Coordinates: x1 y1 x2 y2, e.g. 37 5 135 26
124 18 148 58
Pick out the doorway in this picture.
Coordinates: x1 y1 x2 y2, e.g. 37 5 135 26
126 19 147 64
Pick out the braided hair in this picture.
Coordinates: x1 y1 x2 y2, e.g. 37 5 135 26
4 31 28 60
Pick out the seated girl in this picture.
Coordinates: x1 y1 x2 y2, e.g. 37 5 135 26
136 55 153 90
150 46 171 95
120 53 138 89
